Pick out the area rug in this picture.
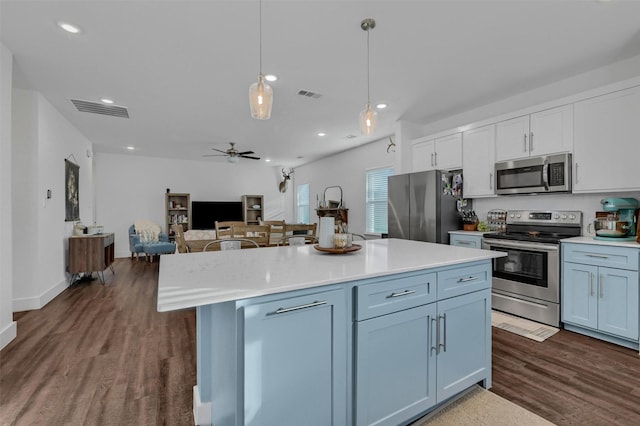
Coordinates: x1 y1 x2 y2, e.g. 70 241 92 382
411 385 554 426
491 310 559 342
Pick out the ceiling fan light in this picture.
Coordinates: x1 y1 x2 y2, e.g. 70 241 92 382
227 155 240 164
249 74 273 120
359 103 378 135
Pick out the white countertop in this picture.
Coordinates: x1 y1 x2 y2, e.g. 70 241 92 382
157 238 504 312
563 236 640 248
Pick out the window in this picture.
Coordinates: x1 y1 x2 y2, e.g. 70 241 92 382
366 167 393 234
296 183 310 223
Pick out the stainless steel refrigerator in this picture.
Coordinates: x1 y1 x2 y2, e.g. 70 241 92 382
387 170 466 243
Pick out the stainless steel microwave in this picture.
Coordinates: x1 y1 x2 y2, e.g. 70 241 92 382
495 153 571 195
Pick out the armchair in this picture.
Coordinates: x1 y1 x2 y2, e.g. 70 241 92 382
129 222 175 261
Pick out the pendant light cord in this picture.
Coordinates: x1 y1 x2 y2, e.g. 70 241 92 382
366 27 370 105
259 0 263 75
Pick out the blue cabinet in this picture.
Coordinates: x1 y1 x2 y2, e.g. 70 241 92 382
243 289 347 426
562 243 639 344
353 264 492 426
449 233 483 249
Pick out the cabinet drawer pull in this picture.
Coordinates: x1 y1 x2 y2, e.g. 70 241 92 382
388 289 416 298
586 254 609 259
457 241 473 246
457 276 478 283
274 300 327 314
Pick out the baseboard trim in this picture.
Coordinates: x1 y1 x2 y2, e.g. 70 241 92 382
13 277 68 312
193 385 212 426
0 320 17 350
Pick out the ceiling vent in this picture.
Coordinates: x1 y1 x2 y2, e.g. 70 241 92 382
70 99 130 118
296 89 322 99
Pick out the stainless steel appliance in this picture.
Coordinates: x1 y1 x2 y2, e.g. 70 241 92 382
387 170 465 243
495 153 571 195
482 210 582 327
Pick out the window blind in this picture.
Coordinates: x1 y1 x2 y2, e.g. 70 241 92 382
366 167 393 233
296 183 310 224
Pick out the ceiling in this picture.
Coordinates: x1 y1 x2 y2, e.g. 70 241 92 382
2 1 640 168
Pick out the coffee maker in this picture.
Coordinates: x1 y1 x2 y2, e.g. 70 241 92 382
594 198 639 241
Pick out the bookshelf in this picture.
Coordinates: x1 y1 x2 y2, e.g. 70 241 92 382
242 195 264 225
166 193 191 241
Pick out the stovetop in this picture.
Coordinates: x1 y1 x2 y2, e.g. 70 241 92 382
483 210 582 244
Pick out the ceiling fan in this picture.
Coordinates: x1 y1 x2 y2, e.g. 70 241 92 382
203 142 260 163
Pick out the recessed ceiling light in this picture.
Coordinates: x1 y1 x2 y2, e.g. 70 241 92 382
265 74 278 82
265 158 271 162
317 132 326 137
376 103 387 109
126 146 135 151
57 21 81 34
100 98 114 104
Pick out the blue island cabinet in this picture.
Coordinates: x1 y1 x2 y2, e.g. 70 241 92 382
353 264 492 426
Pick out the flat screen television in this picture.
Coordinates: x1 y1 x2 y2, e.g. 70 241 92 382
191 201 243 230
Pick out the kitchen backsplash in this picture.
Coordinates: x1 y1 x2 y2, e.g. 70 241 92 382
472 191 640 236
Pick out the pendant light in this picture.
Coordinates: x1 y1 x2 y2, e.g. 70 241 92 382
359 18 377 135
249 0 273 120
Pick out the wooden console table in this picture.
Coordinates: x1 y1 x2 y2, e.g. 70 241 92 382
68 233 115 284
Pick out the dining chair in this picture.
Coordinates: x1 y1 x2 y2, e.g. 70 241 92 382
172 224 189 253
202 238 260 251
214 221 245 239
276 235 319 246
261 220 286 245
230 224 271 247
284 223 317 238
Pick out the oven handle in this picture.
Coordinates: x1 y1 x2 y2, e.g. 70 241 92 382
483 240 558 252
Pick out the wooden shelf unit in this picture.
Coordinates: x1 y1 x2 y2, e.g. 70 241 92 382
166 193 191 240
242 195 264 225
68 233 115 284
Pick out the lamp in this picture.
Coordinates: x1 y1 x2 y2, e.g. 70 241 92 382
227 155 240 164
249 0 273 120
359 18 377 135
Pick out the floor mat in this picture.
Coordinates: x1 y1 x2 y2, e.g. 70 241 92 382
491 311 559 342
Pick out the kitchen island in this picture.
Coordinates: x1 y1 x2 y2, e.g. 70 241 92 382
158 238 504 426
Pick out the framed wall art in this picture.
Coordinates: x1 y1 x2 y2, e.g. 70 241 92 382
65 158 80 221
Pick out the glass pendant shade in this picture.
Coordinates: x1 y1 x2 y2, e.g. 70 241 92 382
359 103 378 135
249 74 273 120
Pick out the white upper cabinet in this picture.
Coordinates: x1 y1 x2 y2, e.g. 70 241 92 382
462 124 496 198
412 133 462 172
573 86 640 193
495 104 573 162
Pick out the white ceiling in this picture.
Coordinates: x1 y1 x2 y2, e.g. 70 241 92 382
2 0 640 167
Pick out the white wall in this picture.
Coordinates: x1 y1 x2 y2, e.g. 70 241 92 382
0 44 16 350
94 153 289 258
293 137 395 236
11 89 94 312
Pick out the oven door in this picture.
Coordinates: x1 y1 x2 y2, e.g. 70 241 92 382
482 239 559 303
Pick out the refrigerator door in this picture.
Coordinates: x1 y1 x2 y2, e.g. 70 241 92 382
437 171 462 244
387 174 410 239
410 171 438 242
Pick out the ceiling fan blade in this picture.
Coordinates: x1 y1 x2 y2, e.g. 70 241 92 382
211 148 228 154
202 154 228 157
237 150 254 155
240 155 261 160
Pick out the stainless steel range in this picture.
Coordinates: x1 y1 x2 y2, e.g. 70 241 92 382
482 210 582 327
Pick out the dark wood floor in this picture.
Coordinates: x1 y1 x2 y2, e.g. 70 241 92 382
1 258 639 425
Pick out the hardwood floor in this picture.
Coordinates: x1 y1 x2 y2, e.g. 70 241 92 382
2 258 640 425
0 259 196 425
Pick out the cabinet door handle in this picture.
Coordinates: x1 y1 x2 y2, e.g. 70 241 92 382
274 300 327 314
439 313 447 353
590 272 594 296
430 316 437 354
434 152 438 166
575 162 579 184
523 133 527 152
430 153 434 166
388 289 416 298
599 274 604 299
489 172 493 190
457 276 478 283
586 254 609 259
529 132 534 152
